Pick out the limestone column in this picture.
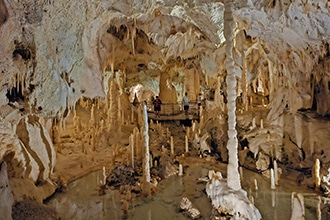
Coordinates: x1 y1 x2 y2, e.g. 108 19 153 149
224 0 241 190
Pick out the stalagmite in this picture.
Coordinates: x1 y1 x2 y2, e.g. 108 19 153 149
254 179 258 190
185 135 189 153
260 119 263 129
242 50 248 111
130 134 134 168
199 115 204 129
137 104 143 128
252 117 256 129
142 103 150 183
192 121 196 134
274 160 279 185
179 164 183 176
170 136 174 155
90 103 95 125
224 0 241 190
102 166 106 185
315 158 321 190
270 168 275 189
133 127 140 161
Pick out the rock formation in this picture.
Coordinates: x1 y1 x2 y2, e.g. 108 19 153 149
0 0 330 219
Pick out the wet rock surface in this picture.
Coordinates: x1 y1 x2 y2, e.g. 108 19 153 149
106 165 139 189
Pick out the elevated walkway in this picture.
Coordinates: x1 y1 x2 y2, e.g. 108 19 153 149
133 101 200 121
147 112 199 121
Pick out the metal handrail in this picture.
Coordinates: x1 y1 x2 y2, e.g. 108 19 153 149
133 101 200 116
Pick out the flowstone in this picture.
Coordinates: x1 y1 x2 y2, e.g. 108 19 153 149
206 170 261 220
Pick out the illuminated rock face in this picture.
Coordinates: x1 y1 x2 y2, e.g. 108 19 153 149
0 116 55 183
0 0 330 213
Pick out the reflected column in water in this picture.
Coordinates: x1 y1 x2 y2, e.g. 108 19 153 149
290 192 305 219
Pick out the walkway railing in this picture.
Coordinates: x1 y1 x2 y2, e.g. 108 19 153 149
133 101 200 116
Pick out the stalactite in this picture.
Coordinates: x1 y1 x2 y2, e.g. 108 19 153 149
224 0 241 190
242 50 248 111
131 18 136 55
137 104 143 128
133 127 140 161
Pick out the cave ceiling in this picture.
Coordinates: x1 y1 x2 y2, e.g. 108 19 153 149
0 0 329 117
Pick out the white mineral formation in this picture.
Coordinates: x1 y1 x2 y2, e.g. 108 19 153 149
224 0 241 191
180 197 201 219
206 170 261 220
170 136 174 155
142 103 150 183
185 135 188 153
178 164 183 176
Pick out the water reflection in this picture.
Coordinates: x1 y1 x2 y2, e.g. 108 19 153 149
47 168 330 220
47 171 123 220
